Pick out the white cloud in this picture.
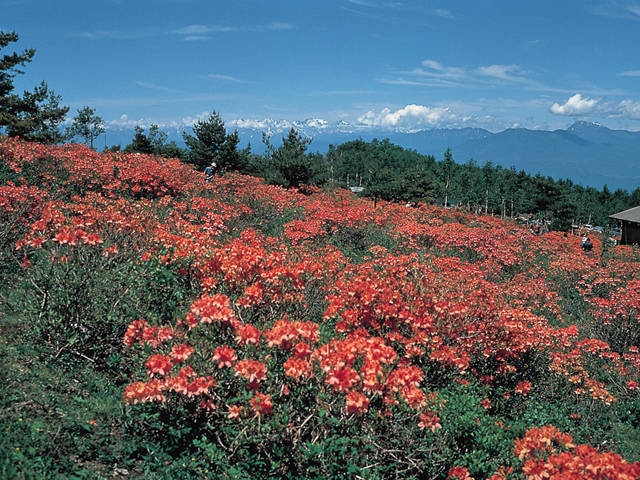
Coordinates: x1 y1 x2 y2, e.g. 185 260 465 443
261 22 294 31
392 60 533 89
357 104 457 130
620 70 640 77
106 114 147 128
419 59 465 80
476 64 526 82
433 9 453 18
589 2 640 19
550 94 599 116
230 119 272 129
612 99 640 119
77 30 146 40
175 22 292 40
202 73 248 83
174 24 234 36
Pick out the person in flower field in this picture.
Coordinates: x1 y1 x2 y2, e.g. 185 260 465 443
204 162 217 182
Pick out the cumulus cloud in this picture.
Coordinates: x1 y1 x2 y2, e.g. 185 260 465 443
106 114 147 129
357 104 457 130
550 94 599 116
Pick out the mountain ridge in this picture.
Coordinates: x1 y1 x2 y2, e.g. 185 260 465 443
104 120 640 192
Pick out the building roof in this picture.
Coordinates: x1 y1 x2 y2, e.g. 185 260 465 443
610 205 640 223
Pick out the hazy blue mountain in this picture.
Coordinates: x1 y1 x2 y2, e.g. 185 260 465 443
447 122 640 191
103 120 640 192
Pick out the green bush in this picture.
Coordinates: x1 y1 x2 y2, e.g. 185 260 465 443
11 243 198 373
329 223 397 262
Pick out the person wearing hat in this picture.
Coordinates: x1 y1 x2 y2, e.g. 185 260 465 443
204 161 217 182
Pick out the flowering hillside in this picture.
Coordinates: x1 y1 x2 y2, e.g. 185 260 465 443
1 137 639 479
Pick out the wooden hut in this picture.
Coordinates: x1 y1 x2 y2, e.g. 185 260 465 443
609 205 640 245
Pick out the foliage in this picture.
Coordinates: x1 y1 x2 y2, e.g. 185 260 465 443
261 128 326 188
0 31 68 143
122 123 186 159
4 80 69 144
66 106 104 149
183 110 242 172
125 125 154 154
1 137 639 479
325 138 639 228
328 138 439 204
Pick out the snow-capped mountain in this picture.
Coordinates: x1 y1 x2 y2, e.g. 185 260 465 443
103 120 640 191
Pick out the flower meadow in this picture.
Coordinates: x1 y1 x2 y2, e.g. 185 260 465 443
1 136 639 479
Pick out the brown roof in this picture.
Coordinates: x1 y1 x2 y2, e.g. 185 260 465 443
610 205 640 223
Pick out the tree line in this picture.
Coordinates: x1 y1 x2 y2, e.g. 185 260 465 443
2 30 638 230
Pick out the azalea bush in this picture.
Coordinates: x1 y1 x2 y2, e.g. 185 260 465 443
1 137 639 478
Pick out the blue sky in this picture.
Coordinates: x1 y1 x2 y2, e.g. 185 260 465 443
3 0 640 133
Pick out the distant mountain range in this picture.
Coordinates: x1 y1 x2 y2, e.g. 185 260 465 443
104 120 640 192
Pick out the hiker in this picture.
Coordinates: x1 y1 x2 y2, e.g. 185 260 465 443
204 162 217 182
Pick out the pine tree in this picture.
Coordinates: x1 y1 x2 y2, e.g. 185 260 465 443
0 31 68 143
182 111 240 171
67 106 105 149
124 126 154 154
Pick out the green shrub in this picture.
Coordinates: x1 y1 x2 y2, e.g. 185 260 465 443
329 224 397 262
11 243 198 373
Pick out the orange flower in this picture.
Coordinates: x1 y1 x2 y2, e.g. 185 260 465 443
166 365 196 395
189 293 236 325
514 380 532 396
234 359 268 384
283 357 313 381
447 465 473 480
123 379 166 404
521 459 549 480
145 354 173 377
227 404 243 419
418 411 442 432
325 366 359 392
345 391 370 415
212 345 237 368
480 398 492 410
186 376 215 397
234 324 261 346
249 392 272 416
170 343 194 363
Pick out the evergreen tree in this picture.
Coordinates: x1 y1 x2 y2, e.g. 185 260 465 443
183 111 241 171
124 126 154 154
67 106 104 149
0 32 68 143
439 148 455 207
262 128 323 188
0 31 34 114
121 124 185 158
148 124 168 154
